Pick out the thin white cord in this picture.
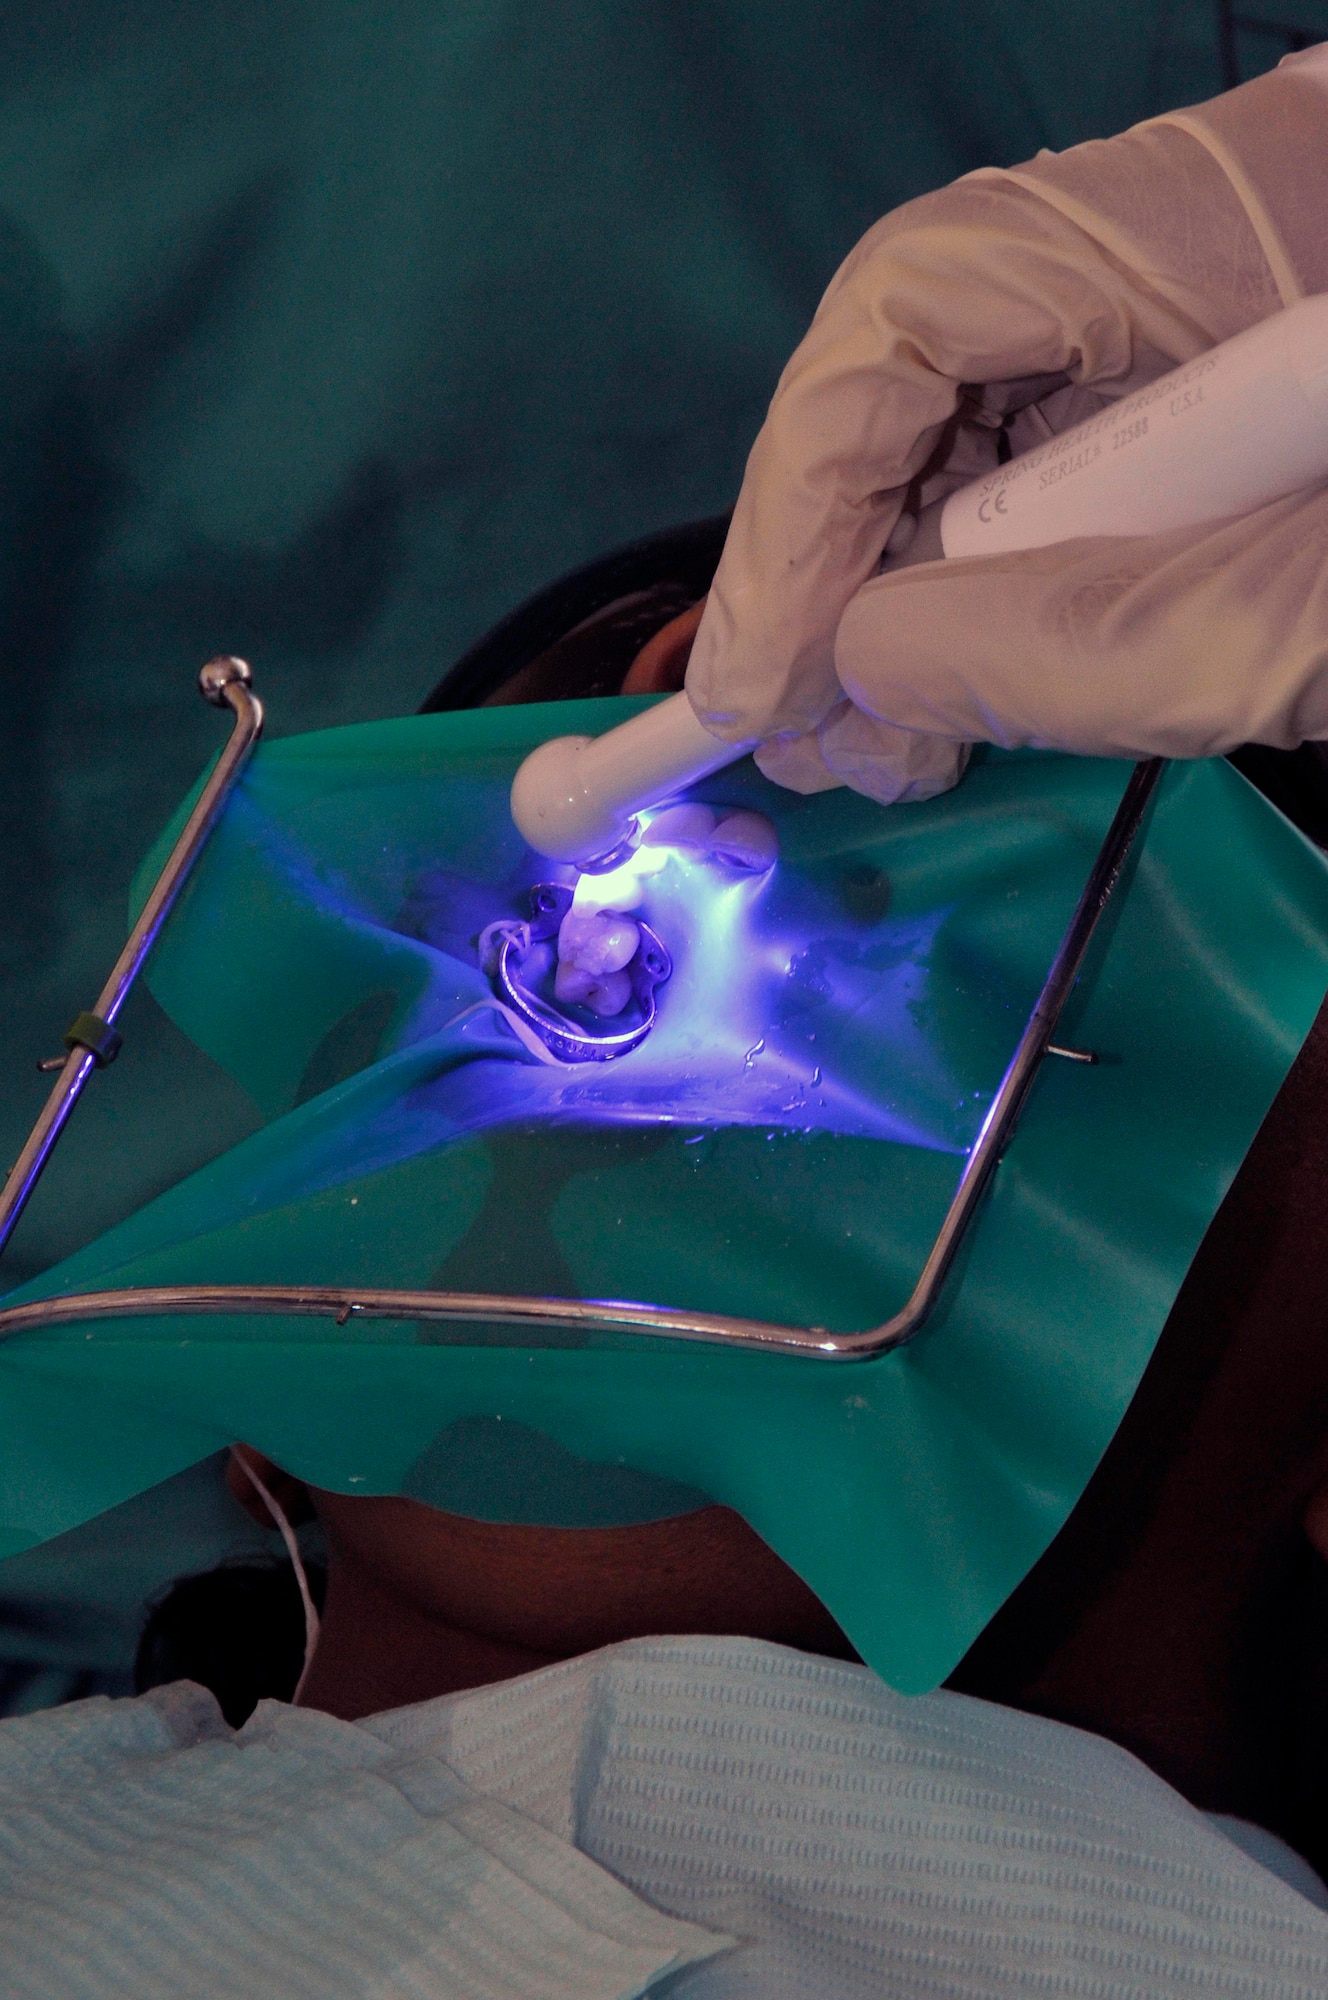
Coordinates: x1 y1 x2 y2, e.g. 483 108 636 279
233 1452 321 1705
477 918 530 970
448 996 567 1065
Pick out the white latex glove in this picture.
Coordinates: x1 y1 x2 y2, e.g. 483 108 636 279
685 50 1328 803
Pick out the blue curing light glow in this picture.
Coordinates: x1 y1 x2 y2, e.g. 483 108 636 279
400 817 987 1156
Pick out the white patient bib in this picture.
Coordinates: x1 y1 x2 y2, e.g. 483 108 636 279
0 1677 726 2000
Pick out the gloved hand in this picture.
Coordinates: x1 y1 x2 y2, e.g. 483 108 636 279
685 51 1328 803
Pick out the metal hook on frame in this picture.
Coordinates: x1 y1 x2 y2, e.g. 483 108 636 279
0 658 264 1260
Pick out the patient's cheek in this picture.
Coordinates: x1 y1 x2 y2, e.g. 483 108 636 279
1303 1481 1328 1562
622 598 706 694
311 1488 850 1659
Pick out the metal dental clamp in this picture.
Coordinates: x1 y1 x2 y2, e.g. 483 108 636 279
491 882 672 1064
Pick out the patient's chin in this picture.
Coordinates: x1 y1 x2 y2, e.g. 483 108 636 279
309 1488 852 1663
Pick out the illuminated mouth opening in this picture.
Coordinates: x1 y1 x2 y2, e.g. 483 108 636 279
486 883 672 1064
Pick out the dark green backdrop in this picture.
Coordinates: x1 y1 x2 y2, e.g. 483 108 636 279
0 0 1238 1286
0 0 1266 1702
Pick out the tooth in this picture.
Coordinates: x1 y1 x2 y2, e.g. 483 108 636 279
710 810 778 873
640 803 718 850
557 910 641 974
554 961 633 1017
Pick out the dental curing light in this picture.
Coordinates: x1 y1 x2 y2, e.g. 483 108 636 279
509 687 748 870
510 293 1328 869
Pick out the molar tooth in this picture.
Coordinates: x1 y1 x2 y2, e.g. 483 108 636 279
641 803 718 851
554 961 633 1017
557 909 640 974
710 810 778 873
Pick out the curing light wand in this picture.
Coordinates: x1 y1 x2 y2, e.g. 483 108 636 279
510 293 1328 869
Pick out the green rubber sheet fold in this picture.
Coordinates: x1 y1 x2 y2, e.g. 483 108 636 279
3 697 1326 1692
